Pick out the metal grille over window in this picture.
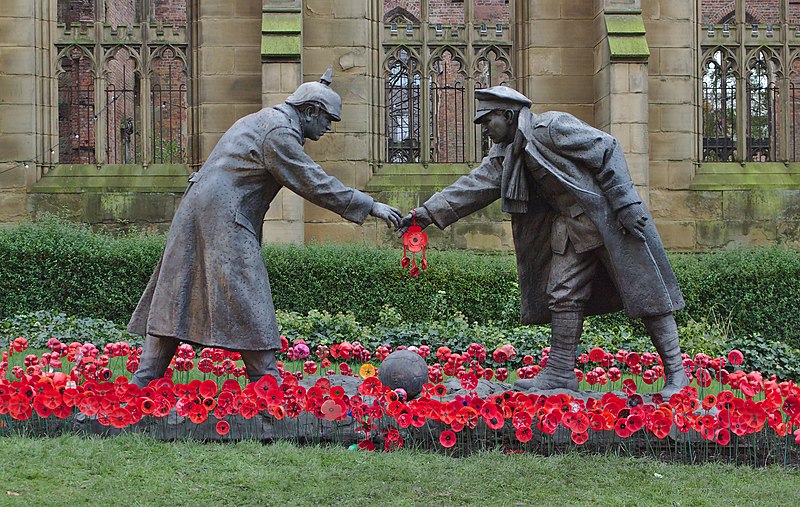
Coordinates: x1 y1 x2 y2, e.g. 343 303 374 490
701 0 800 162
382 0 513 164
55 0 191 165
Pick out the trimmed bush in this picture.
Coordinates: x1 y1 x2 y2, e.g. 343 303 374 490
1 218 799 350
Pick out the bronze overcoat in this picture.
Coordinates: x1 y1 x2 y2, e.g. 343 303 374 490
422 109 685 324
128 104 375 350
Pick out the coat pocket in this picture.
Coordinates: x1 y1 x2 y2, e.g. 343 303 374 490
234 211 258 238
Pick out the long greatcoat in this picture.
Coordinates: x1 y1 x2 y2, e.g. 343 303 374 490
422 109 684 324
128 104 374 350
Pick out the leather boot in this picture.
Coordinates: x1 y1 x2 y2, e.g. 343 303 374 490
644 313 689 399
515 311 581 392
131 334 180 388
240 349 280 384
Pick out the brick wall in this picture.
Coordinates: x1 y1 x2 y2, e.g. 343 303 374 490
428 0 464 24
384 1 422 22
154 0 188 26
701 0 784 24
474 0 509 24
57 0 94 24
151 49 188 163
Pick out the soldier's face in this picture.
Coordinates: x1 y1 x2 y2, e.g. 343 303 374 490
480 110 516 145
303 108 333 141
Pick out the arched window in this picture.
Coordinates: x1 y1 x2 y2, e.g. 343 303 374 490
746 49 780 161
55 0 193 165
385 48 422 163
429 47 467 163
702 49 737 162
382 0 513 164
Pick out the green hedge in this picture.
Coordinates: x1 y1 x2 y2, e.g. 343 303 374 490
1 218 799 349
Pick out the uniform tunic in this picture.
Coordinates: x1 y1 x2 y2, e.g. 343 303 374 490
128 104 374 350
421 109 684 324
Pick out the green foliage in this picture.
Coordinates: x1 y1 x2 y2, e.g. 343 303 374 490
0 216 164 324
0 310 140 349
727 333 800 381
2 218 800 354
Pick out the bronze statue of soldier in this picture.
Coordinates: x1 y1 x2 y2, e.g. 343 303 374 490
128 69 401 387
399 86 689 398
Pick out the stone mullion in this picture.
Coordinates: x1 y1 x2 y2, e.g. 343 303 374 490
93 15 105 164
737 0 749 161
464 2 476 163
140 32 152 165
420 0 431 164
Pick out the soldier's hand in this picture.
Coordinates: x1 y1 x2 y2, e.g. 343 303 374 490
370 202 403 228
395 207 432 237
617 203 648 241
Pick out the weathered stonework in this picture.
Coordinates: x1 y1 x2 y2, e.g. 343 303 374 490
0 0 797 252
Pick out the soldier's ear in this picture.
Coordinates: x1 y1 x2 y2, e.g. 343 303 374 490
503 110 515 123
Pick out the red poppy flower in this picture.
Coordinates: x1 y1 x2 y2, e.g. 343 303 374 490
570 412 590 434
571 431 589 445
588 347 605 363
109 407 130 429
622 379 637 396
330 385 345 399
649 414 672 439
702 394 717 411
216 420 230 436
439 429 457 448
238 400 258 419
715 428 731 446
460 373 479 391
515 428 533 444
512 411 533 430
727 349 744 366
358 439 376 451
321 399 343 421
614 418 632 438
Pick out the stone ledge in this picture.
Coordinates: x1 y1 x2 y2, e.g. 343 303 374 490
691 163 800 190
32 164 190 193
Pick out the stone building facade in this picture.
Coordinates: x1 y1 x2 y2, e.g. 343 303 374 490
1 0 799 250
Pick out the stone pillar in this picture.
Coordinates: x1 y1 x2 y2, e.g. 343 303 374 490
197 0 263 160
260 0 304 245
642 0 700 250
302 0 377 244
595 0 651 202
516 0 596 123
0 0 38 224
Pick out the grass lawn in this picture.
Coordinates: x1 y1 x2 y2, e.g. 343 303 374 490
0 435 798 506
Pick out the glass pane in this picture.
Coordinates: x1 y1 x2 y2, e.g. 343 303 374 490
475 0 510 25
429 0 465 25
152 0 187 26
58 47 95 163
385 48 422 163
701 0 735 25
430 49 466 163
57 0 95 24
105 0 139 26
383 0 422 23
702 50 737 162
105 47 141 164
151 47 189 163
745 0 779 24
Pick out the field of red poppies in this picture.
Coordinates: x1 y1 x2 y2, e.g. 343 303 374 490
2 335 799 466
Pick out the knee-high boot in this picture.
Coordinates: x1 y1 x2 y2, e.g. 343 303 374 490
514 311 582 391
644 313 689 399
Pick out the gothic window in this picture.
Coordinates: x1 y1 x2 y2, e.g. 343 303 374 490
702 49 738 162
701 0 800 162
382 0 513 164
385 48 423 163
55 0 191 165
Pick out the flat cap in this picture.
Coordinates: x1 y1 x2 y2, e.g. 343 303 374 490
473 86 532 124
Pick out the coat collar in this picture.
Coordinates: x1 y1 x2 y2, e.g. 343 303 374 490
275 103 305 145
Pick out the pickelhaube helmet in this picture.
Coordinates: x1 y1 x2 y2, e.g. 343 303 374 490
285 66 343 121
473 86 532 124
